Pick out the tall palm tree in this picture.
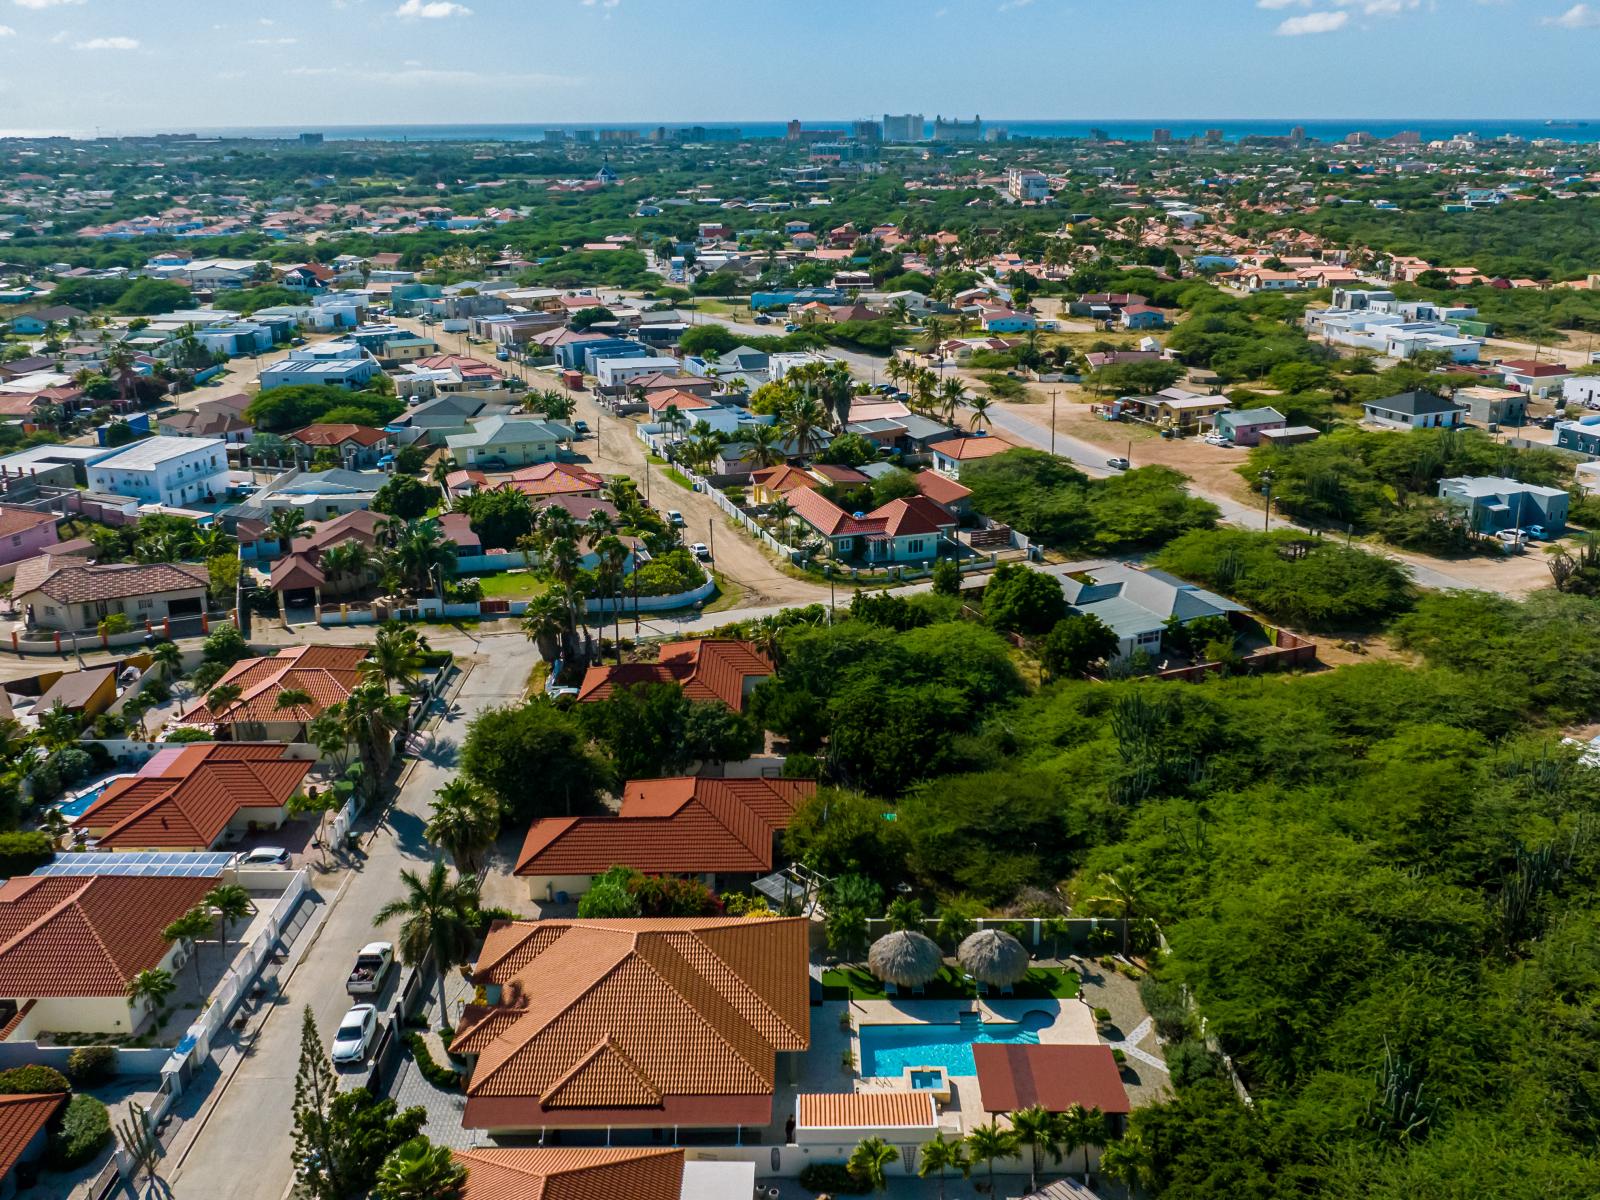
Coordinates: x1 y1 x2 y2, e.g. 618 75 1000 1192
965 1122 1019 1196
274 687 314 743
1098 1131 1155 1192
151 639 182 679
520 591 568 662
104 345 136 408
36 701 81 750
204 884 254 956
426 780 500 876
846 1137 899 1194
967 393 994 434
1054 1104 1108 1181
939 378 967 428
319 540 372 597
917 1136 970 1200
374 1137 466 1200
1084 869 1145 956
583 508 615 544
266 509 310 549
1011 1105 1061 1192
188 524 234 559
205 683 244 740
341 680 411 802
363 624 422 695
745 422 787 469
125 968 176 1025
162 906 214 987
430 455 459 490
372 861 481 1026
780 395 829 461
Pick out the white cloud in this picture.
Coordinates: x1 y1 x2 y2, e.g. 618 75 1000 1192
394 0 471 17
73 35 138 50
1547 3 1600 27
285 64 576 87
1277 9 1350 32
0 23 12 35
998 0 1034 9
11 0 86 9
248 36 298 44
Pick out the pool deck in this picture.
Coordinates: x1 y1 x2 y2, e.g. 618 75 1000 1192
777 998 1101 1139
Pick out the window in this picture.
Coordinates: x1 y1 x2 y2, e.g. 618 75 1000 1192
8 536 18 547
42 606 55 617
137 598 153 611
908 539 925 554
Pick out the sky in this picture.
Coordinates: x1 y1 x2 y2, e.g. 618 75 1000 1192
1 0 1600 134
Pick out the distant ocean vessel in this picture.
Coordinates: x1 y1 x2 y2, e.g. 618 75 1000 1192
1546 120 1588 128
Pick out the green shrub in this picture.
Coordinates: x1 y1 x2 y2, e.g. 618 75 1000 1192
66 1045 117 1087
161 727 214 744
406 1033 462 1090
798 1162 872 1194
0 831 55 877
49 1094 110 1168
0 1065 69 1095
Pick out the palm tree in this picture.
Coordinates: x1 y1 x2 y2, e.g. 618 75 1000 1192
1011 1104 1061 1192
965 1122 1019 1196
204 884 254 956
162 906 214 987
1084 869 1145 956
341 681 411 803
151 639 182 680
266 509 310 550
374 1137 465 1200
520 591 569 662
36 702 80 750
188 524 234 559
583 508 615 544
363 624 422 695
967 393 994 434
846 1136 899 1194
745 422 787 469
389 520 457 597
274 687 314 743
104 345 136 407
1098 1131 1155 1192
125 967 176 1024
205 683 244 739
426 779 500 876
1054 1104 1108 1181
372 861 481 1026
319 540 372 597
780 395 829 461
429 455 459 489
918 1136 970 1200
939 378 967 428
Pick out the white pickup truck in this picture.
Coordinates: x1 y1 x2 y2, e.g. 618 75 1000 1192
345 942 395 996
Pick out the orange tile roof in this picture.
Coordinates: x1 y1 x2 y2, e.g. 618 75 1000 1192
914 470 972 507
0 873 217 997
177 644 367 729
78 743 312 850
451 917 810 1130
936 435 1013 461
504 462 604 499
456 1147 683 1200
0 1093 66 1180
288 423 388 448
576 640 773 712
872 495 958 538
749 465 817 495
797 1091 938 1129
515 777 815 877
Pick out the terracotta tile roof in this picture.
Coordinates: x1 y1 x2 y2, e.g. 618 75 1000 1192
935 436 1013 461
78 743 312 850
13 557 209 606
455 1147 683 1200
797 1091 938 1130
451 917 810 1130
577 640 773 712
749 465 817 495
288 423 389 448
0 505 56 539
505 462 603 499
515 777 815 878
0 1093 66 1180
914 470 972 508
871 495 958 538
177 644 367 729
645 389 714 413
973 1044 1131 1115
289 508 387 556
786 486 883 538
0 872 217 997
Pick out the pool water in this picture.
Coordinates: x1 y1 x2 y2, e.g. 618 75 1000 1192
859 1012 1053 1077
910 1070 944 1089
55 788 104 820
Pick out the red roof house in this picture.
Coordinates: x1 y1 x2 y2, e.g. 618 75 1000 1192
576 640 773 712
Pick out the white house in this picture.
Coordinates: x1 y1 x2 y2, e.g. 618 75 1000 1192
87 436 229 506
595 356 683 389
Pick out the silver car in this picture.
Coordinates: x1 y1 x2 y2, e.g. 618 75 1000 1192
331 1004 378 1065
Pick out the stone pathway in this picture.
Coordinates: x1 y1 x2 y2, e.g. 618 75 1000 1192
1105 1015 1167 1073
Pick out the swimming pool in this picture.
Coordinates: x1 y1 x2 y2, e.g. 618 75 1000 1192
55 787 104 820
858 1012 1053 1077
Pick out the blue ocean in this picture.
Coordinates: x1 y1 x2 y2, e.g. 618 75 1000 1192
27 119 1600 145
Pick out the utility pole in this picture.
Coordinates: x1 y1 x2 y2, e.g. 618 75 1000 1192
1260 467 1276 532
1049 389 1058 456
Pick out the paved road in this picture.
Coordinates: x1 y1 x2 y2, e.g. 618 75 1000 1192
166 644 534 1200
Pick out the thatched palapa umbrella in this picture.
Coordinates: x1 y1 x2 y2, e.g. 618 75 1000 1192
868 930 944 988
958 929 1029 988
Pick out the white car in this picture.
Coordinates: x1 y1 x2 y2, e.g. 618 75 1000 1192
234 847 290 867
331 1004 378 1065
667 510 686 527
690 542 711 560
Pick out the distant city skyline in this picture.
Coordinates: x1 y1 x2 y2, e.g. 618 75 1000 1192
2 1 1600 135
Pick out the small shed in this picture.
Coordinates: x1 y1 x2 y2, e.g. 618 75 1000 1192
794 1092 939 1145
1258 425 1321 447
36 666 118 718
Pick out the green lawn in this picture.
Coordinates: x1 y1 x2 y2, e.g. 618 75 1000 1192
821 964 1078 1002
475 572 551 600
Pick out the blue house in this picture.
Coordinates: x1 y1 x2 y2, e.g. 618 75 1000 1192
1437 476 1568 534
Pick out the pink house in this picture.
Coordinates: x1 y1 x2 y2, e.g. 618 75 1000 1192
0 506 62 567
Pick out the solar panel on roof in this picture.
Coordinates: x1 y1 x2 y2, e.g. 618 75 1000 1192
33 851 231 878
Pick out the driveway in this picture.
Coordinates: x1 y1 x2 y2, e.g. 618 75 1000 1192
165 642 535 1200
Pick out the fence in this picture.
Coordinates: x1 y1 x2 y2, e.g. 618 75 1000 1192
692 472 806 559
5 610 234 657
407 572 717 622
1149 626 1318 683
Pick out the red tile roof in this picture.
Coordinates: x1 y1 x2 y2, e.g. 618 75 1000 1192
577 640 773 712
0 1093 66 1180
177 644 368 729
505 462 603 499
13 557 209 606
797 1091 938 1130
749 465 817 496
456 1147 683 1200
0 873 218 997
1498 360 1568 377
78 743 312 850
871 495 958 538
935 436 1013 461
0 505 57 540
914 470 972 508
288 423 389 448
786 486 882 538
451 917 810 1130
515 776 815 878
973 1044 1131 1115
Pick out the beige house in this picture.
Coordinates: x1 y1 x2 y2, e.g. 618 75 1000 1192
12 555 210 633
0 871 218 1041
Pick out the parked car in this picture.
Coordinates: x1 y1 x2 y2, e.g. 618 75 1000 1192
573 420 590 436
1106 457 1131 471
691 542 711 560
752 314 772 325
495 348 510 361
1523 525 1548 541
784 323 798 333
667 510 686 527
331 1004 378 1065
233 847 290 867
346 943 395 996
1496 529 1528 552
476 458 508 471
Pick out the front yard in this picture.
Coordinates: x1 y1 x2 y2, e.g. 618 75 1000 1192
473 572 551 600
